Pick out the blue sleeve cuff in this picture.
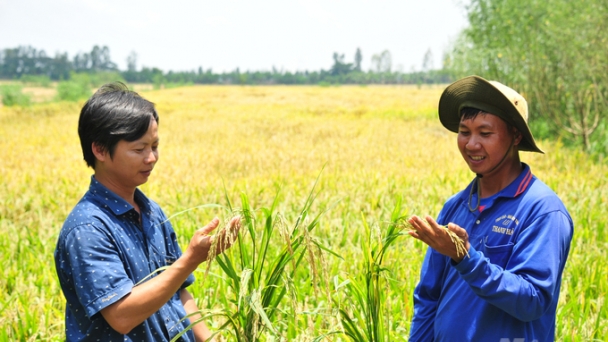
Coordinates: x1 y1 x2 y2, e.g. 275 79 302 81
452 245 482 274
182 273 195 289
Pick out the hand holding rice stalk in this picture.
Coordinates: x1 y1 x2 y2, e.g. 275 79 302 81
195 214 242 282
184 215 241 268
406 215 470 261
205 215 241 261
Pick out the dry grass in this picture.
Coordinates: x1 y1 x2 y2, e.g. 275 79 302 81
22 86 56 102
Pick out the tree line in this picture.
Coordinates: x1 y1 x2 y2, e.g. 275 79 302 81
0 45 116 81
0 45 451 86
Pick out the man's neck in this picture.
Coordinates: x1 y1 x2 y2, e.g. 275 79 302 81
479 160 523 198
93 173 138 209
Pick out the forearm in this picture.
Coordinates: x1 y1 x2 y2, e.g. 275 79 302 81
455 213 571 321
101 256 198 334
181 289 214 341
455 245 551 320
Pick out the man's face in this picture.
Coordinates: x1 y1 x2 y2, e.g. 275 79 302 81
457 113 517 176
100 118 159 189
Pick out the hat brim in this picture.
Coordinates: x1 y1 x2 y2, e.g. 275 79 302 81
438 75 543 153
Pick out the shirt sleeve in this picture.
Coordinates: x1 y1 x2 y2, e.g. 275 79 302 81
453 210 572 321
409 246 445 341
409 205 456 341
59 224 134 319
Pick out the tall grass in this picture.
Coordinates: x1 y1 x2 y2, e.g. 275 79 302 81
0 85 606 340
329 202 408 341
175 173 333 341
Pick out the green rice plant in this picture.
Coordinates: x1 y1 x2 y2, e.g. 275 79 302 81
326 199 407 341
172 174 336 341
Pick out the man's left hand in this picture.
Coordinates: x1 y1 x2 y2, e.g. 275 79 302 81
407 215 470 262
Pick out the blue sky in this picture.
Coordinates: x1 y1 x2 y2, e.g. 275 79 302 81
0 0 469 73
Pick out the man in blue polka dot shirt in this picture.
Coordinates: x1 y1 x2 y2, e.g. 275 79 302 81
54 82 240 341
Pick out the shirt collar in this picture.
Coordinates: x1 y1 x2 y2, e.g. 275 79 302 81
87 175 148 216
459 163 535 202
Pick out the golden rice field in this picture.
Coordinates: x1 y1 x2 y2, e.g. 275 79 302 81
0 85 606 341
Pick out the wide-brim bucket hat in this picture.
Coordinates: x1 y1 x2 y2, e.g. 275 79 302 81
438 75 543 153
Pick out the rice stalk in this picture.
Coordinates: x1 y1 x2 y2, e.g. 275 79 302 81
331 200 408 341
198 172 335 340
203 213 242 279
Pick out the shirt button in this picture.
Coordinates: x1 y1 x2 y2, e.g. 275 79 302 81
476 220 481 224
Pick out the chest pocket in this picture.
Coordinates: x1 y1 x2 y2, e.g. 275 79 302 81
481 216 520 269
482 241 515 269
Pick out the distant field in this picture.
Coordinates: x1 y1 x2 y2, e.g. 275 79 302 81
0 85 606 340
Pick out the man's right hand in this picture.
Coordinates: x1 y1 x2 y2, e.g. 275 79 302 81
184 216 241 265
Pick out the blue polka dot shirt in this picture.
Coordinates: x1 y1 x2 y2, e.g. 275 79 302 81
54 176 196 341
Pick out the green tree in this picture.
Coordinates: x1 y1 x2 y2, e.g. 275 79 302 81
127 51 138 72
371 50 391 73
330 52 353 76
445 0 608 151
422 48 434 71
354 48 363 72
73 45 117 72
49 52 71 80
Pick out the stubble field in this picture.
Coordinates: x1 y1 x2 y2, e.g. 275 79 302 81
0 85 606 341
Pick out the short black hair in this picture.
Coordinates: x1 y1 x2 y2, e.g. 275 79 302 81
78 82 159 169
460 106 515 132
460 107 484 122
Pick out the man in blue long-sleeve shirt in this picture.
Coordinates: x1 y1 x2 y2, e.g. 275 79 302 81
407 76 573 341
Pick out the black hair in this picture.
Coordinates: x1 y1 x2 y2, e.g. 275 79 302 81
460 107 484 122
460 106 515 132
78 82 159 169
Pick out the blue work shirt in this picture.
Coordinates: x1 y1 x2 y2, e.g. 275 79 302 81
54 176 196 341
410 164 573 342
